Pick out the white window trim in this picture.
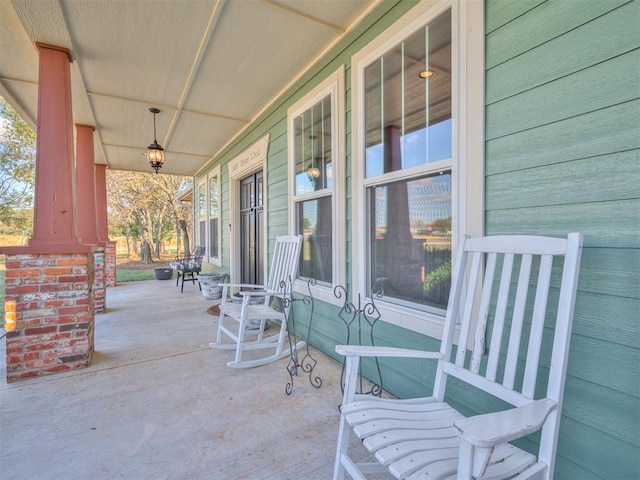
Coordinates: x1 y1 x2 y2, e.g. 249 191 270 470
288 66 346 305
197 178 207 256
351 0 484 338
208 164 222 266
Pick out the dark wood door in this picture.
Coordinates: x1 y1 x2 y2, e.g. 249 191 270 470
240 171 264 285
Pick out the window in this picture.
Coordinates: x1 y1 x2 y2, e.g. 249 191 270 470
208 165 222 266
197 179 206 254
352 0 484 337
288 66 345 303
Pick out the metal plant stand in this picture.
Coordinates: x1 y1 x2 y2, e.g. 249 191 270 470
334 284 384 397
285 278 322 395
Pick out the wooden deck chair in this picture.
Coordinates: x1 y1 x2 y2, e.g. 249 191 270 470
334 233 583 480
209 235 305 368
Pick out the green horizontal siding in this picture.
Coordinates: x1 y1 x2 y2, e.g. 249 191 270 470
485 0 631 70
486 150 638 210
486 199 639 248
485 99 640 175
487 49 639 139
486 0 640 477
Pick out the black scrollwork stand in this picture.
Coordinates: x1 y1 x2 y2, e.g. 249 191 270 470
334 284 384 397
285 278 322 395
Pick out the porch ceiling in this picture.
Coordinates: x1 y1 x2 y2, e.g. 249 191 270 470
0 0 378 177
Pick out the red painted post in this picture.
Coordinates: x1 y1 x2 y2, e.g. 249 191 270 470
95 163 109 243
29 43 80 248
75 124 99 244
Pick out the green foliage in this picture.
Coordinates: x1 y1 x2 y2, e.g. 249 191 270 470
0 97 35 225
424 259 451 294
116 269 156 282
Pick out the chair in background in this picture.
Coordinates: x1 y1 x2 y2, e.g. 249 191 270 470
209 235 304 368
333 233 583 480
174 246 205 293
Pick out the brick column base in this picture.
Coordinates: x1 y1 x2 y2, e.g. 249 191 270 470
3 251 95 382
94 246 106 314
105 241 116 287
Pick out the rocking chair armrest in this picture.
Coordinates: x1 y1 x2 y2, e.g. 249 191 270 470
454 398 557 448
218 283 267 290
336 345 443 360
238 290 267 297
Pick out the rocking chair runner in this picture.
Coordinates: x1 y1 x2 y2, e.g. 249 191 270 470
334 233 583 480
209 235 305 368
174 246 205 293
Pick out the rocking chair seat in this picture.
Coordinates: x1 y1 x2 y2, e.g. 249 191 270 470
340 396 538 479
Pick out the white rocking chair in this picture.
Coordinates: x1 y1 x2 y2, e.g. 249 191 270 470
334 233 583 480
209 234 304 368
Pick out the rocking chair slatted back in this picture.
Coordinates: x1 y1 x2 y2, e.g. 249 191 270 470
435 234 582 409
266 234 303 295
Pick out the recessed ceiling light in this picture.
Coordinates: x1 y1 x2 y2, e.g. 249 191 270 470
418 70 435 79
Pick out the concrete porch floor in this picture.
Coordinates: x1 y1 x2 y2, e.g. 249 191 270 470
0 277 372 479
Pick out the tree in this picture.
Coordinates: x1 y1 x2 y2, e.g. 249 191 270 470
106 170 191 263
0 97 35 231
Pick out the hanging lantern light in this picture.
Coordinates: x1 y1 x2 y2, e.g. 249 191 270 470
147 108 164 174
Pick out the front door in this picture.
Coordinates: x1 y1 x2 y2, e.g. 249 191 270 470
240 171 264 285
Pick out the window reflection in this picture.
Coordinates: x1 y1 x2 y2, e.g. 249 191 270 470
294 95 332 194
365 10 451 177
368 172 452 310
297 197 332 284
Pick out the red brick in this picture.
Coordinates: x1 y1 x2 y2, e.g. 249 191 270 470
58 306 88 315
8 285 39 295
6 355 23 364
7 370 39 382
43 267 73 275
3 278 22 287
25 342 56 351
40 284 74 292
25 358 58 369
6 268 41 277
58 275 89 283
44 316 76 325
24 276 57 285
57 258 88 266
60 322 90 332
43 364 72 374
17 302 40 310
5 260 22 269
24 325 58 336
24 352 40 361
42 299 72 308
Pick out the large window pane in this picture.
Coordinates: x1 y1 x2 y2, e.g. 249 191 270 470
368 171 451 310
209 175 219 258
297 196 332 284
365 10 451 178
198 183 206 252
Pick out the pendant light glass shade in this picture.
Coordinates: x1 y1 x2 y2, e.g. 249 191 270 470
148 108 164 174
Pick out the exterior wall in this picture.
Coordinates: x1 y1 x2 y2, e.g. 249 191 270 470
197 0 639 478
483 1 639 477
